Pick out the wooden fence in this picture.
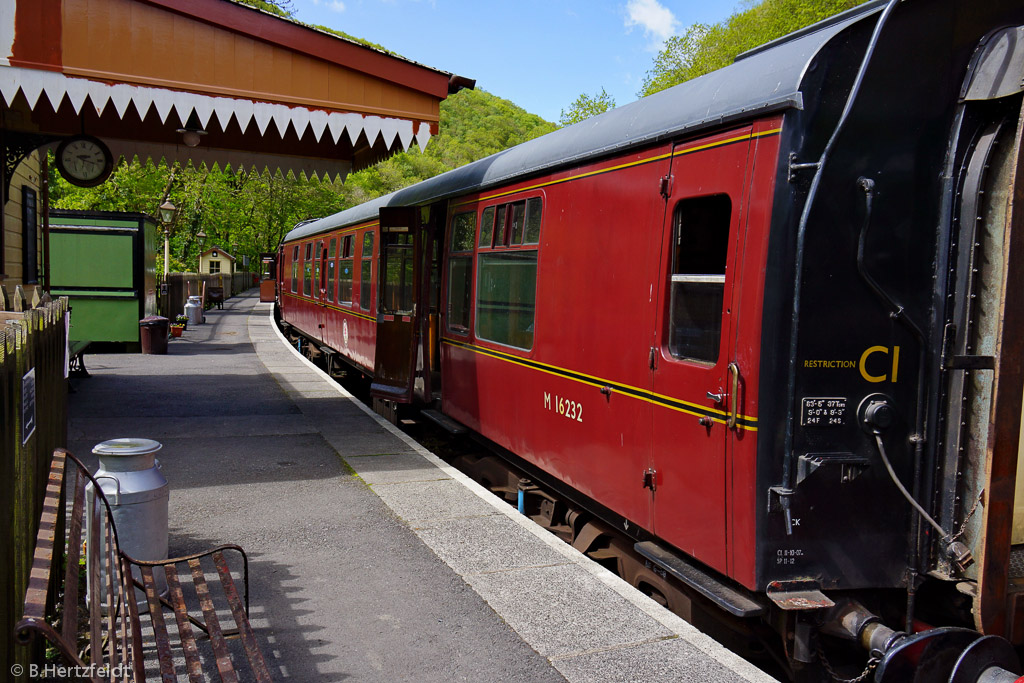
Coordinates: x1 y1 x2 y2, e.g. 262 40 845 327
0 292 69 675
159 271 255 320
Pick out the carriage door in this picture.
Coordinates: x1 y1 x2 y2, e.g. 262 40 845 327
371 207 421 403
317 239 331 340
650 129 752 576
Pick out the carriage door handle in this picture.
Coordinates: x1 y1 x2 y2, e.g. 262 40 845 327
727 363 740 429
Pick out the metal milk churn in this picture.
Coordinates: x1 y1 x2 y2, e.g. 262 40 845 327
185 295 204 326
86 438 169 609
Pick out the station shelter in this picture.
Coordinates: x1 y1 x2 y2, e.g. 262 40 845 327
0 0 470 300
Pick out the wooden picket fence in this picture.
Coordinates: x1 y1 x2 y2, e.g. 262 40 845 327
0 290 69 676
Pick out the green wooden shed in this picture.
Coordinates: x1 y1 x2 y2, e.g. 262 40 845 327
48 210 157 349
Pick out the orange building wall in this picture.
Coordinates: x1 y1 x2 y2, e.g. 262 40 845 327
58 0 440 123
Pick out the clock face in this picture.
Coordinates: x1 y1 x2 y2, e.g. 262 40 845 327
56 135 113 187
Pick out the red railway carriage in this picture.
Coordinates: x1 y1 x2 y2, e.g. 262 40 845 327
436 119 782 585
278 223 378 374
278 0 1024 679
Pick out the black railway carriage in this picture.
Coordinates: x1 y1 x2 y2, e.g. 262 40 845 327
278 1 1024 679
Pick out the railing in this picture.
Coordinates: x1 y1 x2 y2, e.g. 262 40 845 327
159 271 255 319
0 289 69 676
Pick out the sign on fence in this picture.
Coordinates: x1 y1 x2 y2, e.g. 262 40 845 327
21 368 35 445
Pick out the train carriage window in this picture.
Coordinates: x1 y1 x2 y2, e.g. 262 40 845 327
291 245 299 293
494 205 508 247
382 231 415 314
475 197 542 350
508 201 526 246
667 195 731 363
339 234 354 304
303 242 313 297
360 231 375 311
479 206 495 248
476 252 537 349
314 240 324 295
327 238 337 303
451 212 476 252
524 198 542 244
448 211 476 334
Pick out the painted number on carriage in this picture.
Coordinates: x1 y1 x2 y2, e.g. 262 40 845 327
544 392 583 423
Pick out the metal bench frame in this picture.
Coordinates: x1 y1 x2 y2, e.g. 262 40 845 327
15 448 272 682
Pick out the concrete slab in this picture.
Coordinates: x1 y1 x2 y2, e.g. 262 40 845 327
347 452 453 485
551 637 762 682
371 479 502 524
465 563 674 657
319 429 420 457
413 514 572 575
68 414 318 442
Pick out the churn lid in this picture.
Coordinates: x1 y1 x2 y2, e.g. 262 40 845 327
92 438 163 457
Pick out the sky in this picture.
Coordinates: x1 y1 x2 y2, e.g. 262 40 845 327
289 0 743 123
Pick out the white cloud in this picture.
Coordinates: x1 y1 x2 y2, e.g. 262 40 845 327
311 0 346 11
624 0 679 45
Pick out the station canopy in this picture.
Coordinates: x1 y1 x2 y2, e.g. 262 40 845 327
0 0 468 180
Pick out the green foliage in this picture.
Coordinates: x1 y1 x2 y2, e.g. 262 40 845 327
229 0 293 17
49 157 346 272
310 24 396 55
342 89 556 203
559 88 616 127
48 89 556 270
229 0 396 54
639 0 869 97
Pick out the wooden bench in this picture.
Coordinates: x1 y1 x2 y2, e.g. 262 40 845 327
15 448 272 682
68 340 90 378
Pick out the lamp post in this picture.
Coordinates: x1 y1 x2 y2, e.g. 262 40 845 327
196 230 207 273
158 200 177 276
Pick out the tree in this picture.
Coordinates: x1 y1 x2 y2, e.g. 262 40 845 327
48 91 557 268
559 88 617 127
638 24 711 98
342 88 556 203
639 0 869 97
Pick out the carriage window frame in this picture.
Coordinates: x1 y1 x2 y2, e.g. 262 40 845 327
474 197 542 350
326 237 337 303
339 234 354 304
381 231 415 315
665 194 732 364
479 206 495 248
314 240 325 296
303 242 313 297
447 211 476 335
360 230 375 312
291 245 299 293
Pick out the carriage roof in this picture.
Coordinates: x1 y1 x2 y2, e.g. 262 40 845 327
284 1 882 243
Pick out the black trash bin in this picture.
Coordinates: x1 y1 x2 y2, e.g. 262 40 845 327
139 316 169 355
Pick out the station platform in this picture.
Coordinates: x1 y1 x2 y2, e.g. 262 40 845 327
67 290 776 682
